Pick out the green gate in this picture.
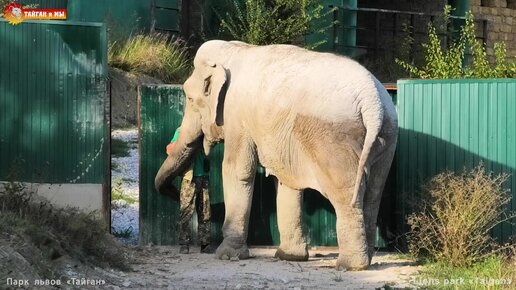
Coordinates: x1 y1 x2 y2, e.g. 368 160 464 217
0 20 109 215
139 85 392 247
396 79 516 243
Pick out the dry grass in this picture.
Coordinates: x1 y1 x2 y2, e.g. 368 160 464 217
407 165 515 267
109 33 191 83
0 180 130 271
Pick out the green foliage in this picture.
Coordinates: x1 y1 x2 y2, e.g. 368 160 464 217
417 255 516 290
109 33 192 83
216 0 329 47
396 6 516 79
112 179 137 204
407 165 515 268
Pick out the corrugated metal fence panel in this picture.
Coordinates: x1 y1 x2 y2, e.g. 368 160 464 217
0 20 108 184
139 85 364 247
67 0 150 41
139 85 182 245
396 79 516 243
154 0 180 32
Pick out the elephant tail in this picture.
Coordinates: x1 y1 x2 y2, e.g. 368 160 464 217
350 88 385 207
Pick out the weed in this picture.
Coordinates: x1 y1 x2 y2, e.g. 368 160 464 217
407 165 515 267
396 6 516 79
109 33 191 83
215 0 331 47
111 179 137 205
415 255 516 290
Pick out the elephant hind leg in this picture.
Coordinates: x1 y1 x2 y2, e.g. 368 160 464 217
334 199 370 271
273 178 308 261
328 190 369 271
363 138 397 262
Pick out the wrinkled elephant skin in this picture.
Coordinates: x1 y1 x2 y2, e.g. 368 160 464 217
155 40 398 271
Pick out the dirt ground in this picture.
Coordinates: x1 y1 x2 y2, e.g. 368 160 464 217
105 128 420 289
108 246 419 290
1 236 419 290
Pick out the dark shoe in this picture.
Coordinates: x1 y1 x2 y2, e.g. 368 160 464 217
179 245 189 254
200 244 216 254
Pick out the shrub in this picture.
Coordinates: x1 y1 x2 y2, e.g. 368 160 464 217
407 165 514 267
0 180 130 271
396 6 516 79
109 33 191 83
216 0 328 47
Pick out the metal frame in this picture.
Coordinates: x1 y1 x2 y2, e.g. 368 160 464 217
150 0 181 34
329 6 488 59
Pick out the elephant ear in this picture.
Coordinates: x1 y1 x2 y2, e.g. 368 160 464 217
203 61 227 126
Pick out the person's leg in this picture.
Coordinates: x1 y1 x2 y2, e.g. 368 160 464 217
178 176 195 254
195 176 213 253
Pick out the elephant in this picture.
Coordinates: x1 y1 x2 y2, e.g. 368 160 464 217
155 40 398 271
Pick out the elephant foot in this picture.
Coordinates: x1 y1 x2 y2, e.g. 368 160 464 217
274 244 309 261
336 253 369 271
215 239 250 260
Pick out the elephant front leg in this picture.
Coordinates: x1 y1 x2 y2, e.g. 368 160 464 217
274 178 308 261
215 140 256 260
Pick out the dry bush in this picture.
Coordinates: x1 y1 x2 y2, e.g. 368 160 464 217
407 165 515 267
0 181 130 271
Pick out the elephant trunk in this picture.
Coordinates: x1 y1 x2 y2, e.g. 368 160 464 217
154 135 202 200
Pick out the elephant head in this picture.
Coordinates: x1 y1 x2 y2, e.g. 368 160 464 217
154 56 228 200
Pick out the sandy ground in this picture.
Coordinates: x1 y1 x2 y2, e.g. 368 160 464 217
107 246 419 290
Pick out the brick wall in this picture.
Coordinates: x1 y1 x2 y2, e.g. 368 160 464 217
470 0 516 57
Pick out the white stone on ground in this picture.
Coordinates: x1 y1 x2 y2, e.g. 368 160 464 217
111 128 139 245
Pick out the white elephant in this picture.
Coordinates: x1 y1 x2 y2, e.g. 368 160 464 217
155 40 398 270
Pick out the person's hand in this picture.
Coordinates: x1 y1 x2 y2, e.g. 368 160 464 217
166 142 175 155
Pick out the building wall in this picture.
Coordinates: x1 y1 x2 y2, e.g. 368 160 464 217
470 0 516 57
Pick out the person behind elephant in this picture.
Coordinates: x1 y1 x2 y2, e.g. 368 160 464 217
167 127 213 254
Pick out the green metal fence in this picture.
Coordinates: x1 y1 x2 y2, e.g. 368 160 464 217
396 79 516 243
67 0 179 41
139 85 393 247
0 19 108 185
